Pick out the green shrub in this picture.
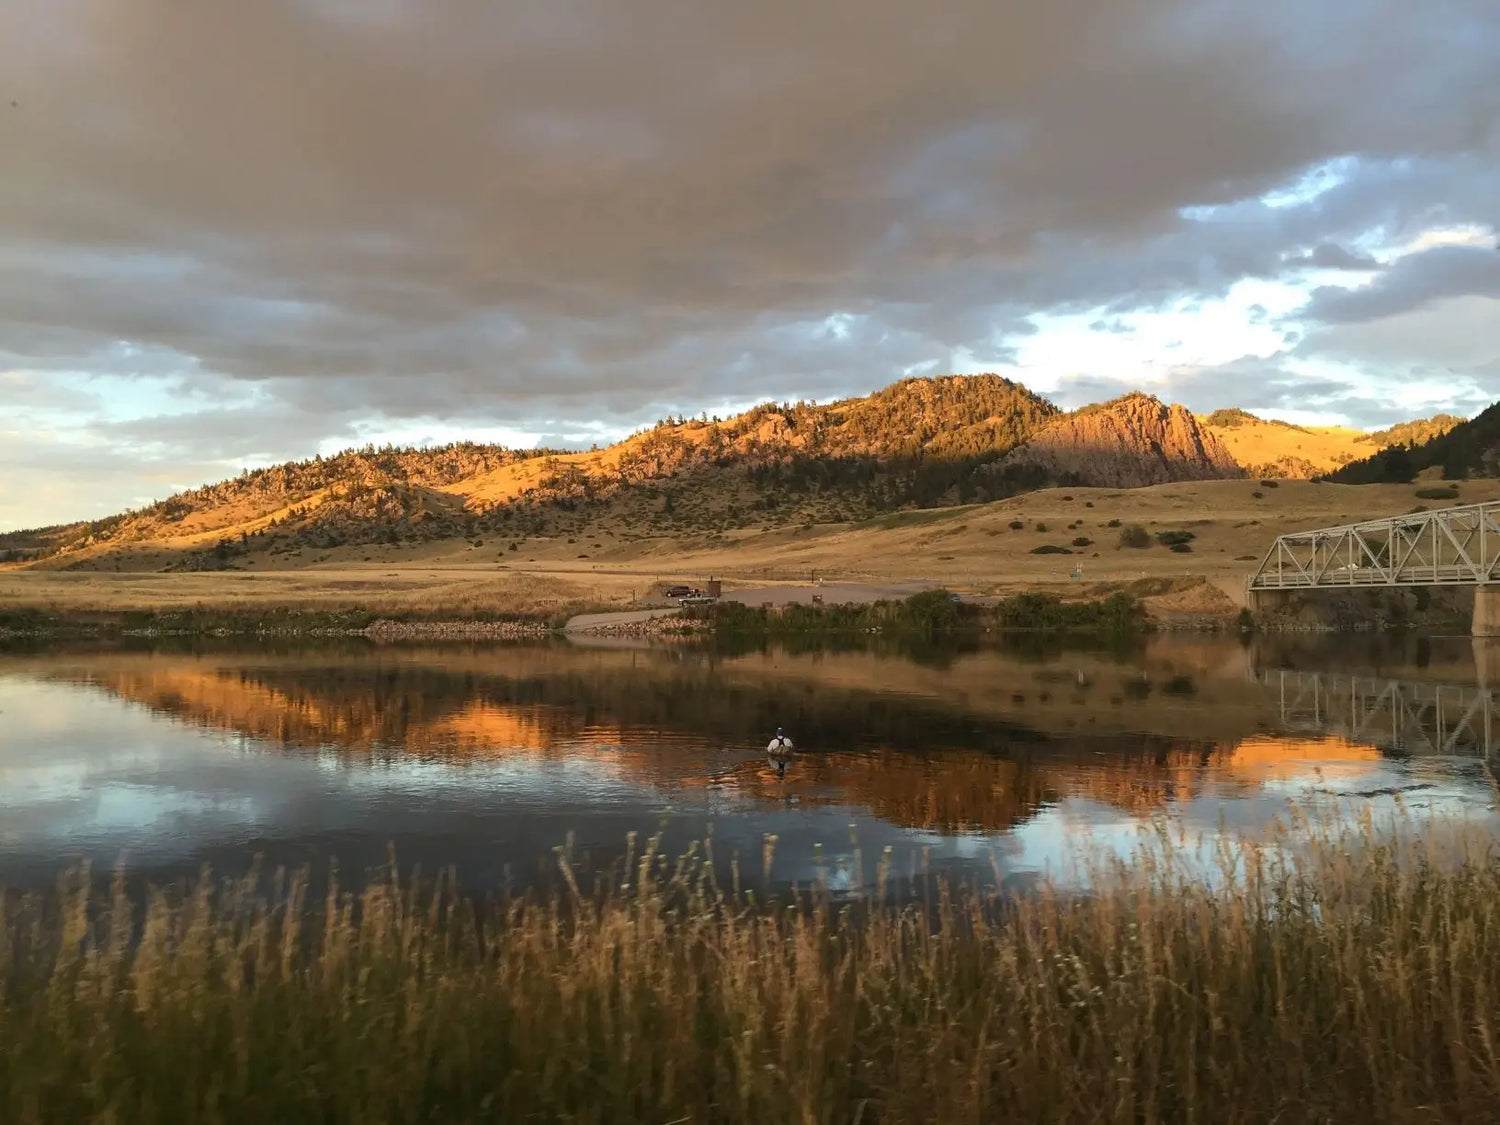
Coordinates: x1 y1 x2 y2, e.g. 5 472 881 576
1034 522 1049 533
992 590 1144 632
1106 518 1122 528
1415 487 1460 501
698 589 962 638
1071 536 1093 547
1008 520 1025 530
1155 529 1196 547
1118 524 1151 548
1031 544 1073 555
1258 479 1279 488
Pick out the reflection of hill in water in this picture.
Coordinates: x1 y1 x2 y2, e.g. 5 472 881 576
17 643 1416 834
83 667 578 754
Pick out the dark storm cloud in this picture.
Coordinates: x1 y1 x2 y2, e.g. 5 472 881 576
1 0 1499 528
1303 245 1500 324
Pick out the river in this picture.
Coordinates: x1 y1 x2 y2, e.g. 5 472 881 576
2 632 1497 896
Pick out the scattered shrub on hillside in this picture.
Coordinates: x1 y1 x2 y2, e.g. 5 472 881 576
1118 524 1151 549
1251 491 1263 499
1155 530 1196 547
1168 542 1193 553
1008 520 1025 530
1085 501 1094 507
1415 487 1460 500
1071 536 1093 547
1106 518 1122 528
1408 505 1429 514
1061 495 1073 501
1034 522 1049 533
1031 544 1073 555
1258 479 1279 488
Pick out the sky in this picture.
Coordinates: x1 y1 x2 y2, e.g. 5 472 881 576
2 0 1499 532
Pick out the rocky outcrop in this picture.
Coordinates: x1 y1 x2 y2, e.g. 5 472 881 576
1001 394 1243 488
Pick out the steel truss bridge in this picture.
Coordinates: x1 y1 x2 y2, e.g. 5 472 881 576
1258 668 1500 759
1248 501 1500 591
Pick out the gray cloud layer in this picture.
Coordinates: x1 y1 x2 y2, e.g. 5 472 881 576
2 0 1499 527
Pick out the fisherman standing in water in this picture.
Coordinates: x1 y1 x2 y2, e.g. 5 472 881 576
766 727 795 778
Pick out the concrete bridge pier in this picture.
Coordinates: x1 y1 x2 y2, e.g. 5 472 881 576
1248 588 1294 619
1474 585 1500 638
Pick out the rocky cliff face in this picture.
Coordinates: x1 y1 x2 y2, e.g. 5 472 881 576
1002 394 1243 488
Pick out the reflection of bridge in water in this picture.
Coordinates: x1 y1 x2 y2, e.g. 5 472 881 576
1257 668 1500 759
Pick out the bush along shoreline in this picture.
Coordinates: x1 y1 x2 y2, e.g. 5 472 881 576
688 589 1147 638
1 589 1150 644
5 818 1500 1123
0 606 557 642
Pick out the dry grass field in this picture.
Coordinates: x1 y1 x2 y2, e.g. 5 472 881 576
4 477 1496 618
6 815 1500 1123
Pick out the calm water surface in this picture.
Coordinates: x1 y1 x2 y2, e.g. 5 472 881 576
2 633 1498 895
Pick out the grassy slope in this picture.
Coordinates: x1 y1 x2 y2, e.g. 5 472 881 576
1199 415 1371 476
7 477 1500 617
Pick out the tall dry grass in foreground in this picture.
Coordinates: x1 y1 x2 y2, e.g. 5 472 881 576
4 819 1500 1124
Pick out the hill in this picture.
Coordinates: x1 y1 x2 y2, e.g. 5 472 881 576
1197 412 1368 479
0 374 1472 574
1327 404 1500 484
1006 394 1240 487
2 375 1061 570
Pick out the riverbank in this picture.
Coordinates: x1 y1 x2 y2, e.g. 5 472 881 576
0 605 557 642
0 566 1216 641
0 590 1170 645
5 817 1498 1123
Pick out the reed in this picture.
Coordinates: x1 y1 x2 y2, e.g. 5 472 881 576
3 814 1500 1124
